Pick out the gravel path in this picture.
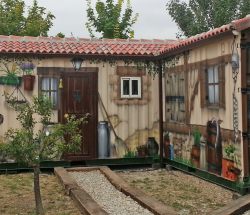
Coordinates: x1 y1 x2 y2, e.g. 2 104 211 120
70 170 153 215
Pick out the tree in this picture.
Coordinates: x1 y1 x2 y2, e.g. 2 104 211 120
55 32 65 38
167 0 250 37
86 0 138 39
0 0 55 36
21 0 55 36
2 96 88 214
0 0 25 35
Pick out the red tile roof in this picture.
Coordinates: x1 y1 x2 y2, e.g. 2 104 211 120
161 15 250 54
0 15 250 57
0 36 175 57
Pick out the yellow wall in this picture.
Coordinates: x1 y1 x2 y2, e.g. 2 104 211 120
188 36 242 131
0 58 160 156
165 34 244 177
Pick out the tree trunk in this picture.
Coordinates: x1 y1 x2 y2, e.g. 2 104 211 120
33 165 44 215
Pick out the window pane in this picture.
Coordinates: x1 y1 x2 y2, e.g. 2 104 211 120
122 79 130 95
51 78 58 90
51 92 58 106
214 66 219 83
208 85 215 104
214 85 219 104
208 67 214 83
42 78 50 90
42 91 49 99
40 77 58 108
131 80 138 95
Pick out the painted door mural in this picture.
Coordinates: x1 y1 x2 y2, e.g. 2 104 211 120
61 69 98 160
206 121 222 174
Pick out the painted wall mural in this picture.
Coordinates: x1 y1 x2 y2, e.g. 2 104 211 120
164 119 242 182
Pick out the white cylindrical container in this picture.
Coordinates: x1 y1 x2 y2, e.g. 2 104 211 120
98 121 110 158
200 137 207 170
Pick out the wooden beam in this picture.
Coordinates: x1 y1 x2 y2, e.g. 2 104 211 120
241 41 249 178
158 61 164 166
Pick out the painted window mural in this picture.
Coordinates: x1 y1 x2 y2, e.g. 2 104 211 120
165 72 185 123
40 77 58 108
207 65 219 105
200 63 225 108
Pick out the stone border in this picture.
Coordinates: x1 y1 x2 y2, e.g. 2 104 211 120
55 166 177 215
213 194 250 215
54 167 108 215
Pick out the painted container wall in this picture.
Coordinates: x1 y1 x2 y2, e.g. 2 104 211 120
165 35 244 180
91 61 160 155
0 57 159 158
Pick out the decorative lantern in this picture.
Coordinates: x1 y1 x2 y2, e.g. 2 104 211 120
71 57 83 71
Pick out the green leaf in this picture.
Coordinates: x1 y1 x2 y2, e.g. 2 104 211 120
0 0 55 36
86 0 138 39
167 0 250 37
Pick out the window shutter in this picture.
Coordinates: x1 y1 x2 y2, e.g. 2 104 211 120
219 64 226 108
200 68 207 108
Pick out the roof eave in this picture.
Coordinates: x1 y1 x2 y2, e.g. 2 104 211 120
0 52 157 61
158 30 234 60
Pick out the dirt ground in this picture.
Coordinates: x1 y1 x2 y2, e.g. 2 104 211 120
0 169 238 215
117 168 237 215
0 173 81 215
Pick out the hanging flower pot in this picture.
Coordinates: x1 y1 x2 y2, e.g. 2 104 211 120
20 62 36 91
0 75 22 86
23 75 35 91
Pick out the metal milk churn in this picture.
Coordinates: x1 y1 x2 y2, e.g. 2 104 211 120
98 121 110 158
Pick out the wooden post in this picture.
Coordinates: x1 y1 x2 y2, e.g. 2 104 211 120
241 46 249 178
158 61 164 167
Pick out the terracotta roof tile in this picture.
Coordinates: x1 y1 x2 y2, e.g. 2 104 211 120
161 15 250 54
0 15 250 57
0 36 175 56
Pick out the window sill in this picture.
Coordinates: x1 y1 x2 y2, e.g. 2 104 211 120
207 105 220 110
115 98 147 105
168 120 186 124
120 97 142 99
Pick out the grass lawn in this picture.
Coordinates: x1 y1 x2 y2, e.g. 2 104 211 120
0 173 80 215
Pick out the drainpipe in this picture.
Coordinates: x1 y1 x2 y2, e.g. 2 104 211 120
158 60 164 167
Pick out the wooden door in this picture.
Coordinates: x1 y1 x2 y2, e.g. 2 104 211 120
61 69 98 160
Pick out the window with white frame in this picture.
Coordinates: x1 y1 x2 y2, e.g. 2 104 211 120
121 77 141 98
207 65 219 105
40 77 58 108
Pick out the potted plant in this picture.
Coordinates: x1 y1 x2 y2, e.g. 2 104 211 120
136 144 148 157
0 63 22 86
222 144 241 181
191 128 201 168
20 62 35 91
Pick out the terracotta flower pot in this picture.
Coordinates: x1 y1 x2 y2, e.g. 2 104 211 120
164 140 170 158
222 158 240 181
23 75 35 91
191 145 200 168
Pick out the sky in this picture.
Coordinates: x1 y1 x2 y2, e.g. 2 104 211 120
23 0 179 39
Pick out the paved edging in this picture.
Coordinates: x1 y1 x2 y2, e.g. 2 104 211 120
54 167 108 215
213 194 250 215
55 166 177 215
